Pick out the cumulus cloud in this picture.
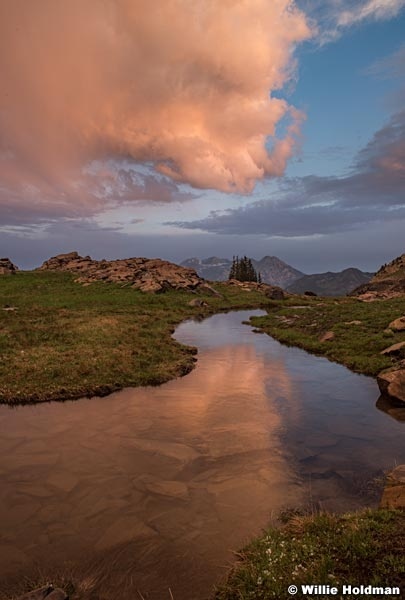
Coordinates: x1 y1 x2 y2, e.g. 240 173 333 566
0 0 311 223
169 110 405 236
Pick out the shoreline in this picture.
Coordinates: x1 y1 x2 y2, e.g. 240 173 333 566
0 271 269 406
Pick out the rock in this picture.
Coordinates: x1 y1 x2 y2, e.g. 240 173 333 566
380 465 405 509
377 366 405 406
188 298 208 307
18 585 55 600
319 331 335 342
0 257 18 275
36 252 205 293
345 320 362 325
388 316 405 332
144 479 189 500
265 287 285 300
199 283 223 297
304 290 317 297
95 516 156 550
46 590 68 600
376 394 405 422
352 253 405 299
380 341 405 356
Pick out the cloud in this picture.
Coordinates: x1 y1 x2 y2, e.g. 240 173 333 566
337 0 405 27
364 43 405 79
169 110 405 236
300 0 405 43
0 0 311 224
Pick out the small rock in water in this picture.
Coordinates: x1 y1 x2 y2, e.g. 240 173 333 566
17 584 69 600
46 590 69 600
380 464 405 509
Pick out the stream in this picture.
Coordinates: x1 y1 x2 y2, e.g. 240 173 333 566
0 310 404 599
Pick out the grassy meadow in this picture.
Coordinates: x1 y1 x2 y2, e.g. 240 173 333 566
0 271 267 404
250 294 405 376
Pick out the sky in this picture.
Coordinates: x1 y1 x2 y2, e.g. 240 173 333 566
0 0 404 273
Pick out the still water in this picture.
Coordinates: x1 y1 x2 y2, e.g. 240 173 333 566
0 310 404 598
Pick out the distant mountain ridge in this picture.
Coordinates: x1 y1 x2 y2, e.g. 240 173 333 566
180 255 304 288
287 268 374 297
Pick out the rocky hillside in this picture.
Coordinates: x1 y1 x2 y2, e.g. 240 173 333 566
287 268 374 297
351 253 405 299
0 258 18 275
37 252 207 293
181 255 304 288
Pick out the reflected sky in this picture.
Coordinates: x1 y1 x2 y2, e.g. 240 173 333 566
0 310 403 599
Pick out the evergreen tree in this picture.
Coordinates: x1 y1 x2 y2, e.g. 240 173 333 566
228 255 258 282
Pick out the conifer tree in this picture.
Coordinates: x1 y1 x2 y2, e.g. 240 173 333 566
228 255 258 282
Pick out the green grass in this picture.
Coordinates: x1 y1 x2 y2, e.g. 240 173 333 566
215 509 405 600
250 295 405 376
0 271 267 404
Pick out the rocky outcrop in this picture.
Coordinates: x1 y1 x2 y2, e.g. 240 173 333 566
351 253 405 300
36 252 205 293
377 363 405 406
0 257 18 275
380 465 405 509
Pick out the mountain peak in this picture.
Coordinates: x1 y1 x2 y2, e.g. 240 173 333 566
181 255 304 288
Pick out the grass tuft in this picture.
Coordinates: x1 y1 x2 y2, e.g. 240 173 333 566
215 509 405 599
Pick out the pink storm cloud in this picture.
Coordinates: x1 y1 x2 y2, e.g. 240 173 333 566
0 0 312 223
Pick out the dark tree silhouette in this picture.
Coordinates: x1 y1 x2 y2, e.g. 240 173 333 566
228 255 258 282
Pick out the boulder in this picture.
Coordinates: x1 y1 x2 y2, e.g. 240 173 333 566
380 465 405 509
37 252 205 293
265 287 285 300
0 257 18 275
377 365 405 406
304 290 317 297
380 341 405 357
388 316 405 332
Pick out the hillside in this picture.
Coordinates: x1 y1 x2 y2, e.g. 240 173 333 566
287 268 374 296
352 253 405 298
181 255 304 288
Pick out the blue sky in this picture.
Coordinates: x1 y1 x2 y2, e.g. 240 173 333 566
1 1 404 273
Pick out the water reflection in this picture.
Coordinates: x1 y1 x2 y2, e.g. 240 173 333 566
0 310 403 599
376 394 405 422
